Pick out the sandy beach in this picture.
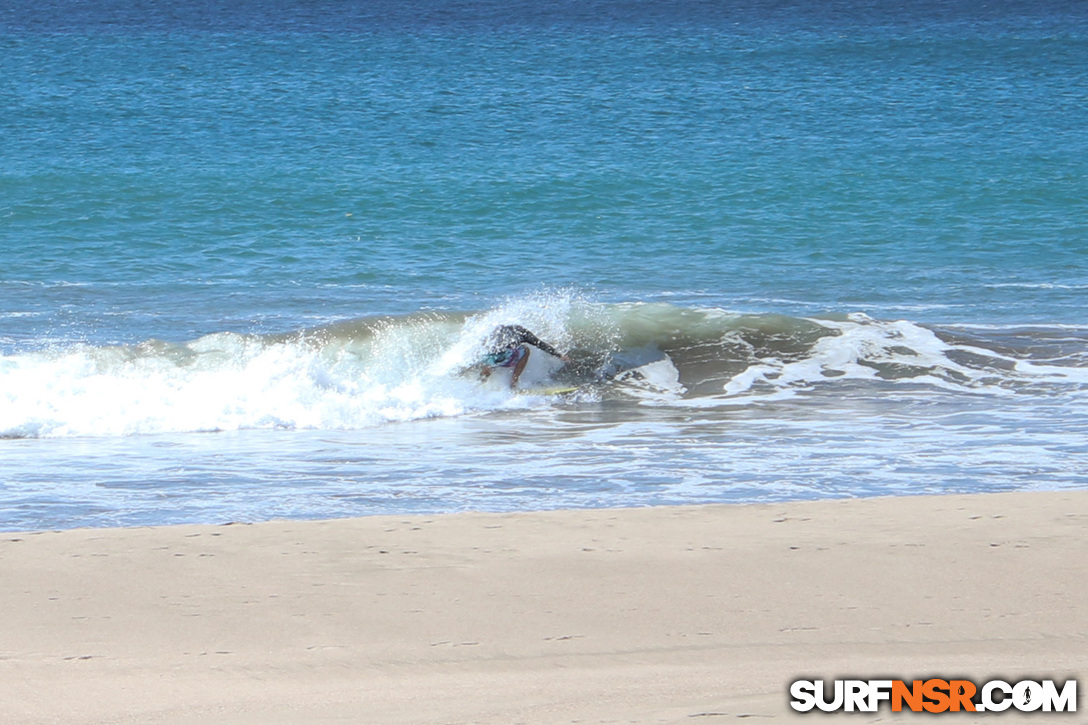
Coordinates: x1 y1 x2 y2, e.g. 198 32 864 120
1 490 1084 724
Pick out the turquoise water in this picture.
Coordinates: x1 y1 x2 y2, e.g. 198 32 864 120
2 1 1087 529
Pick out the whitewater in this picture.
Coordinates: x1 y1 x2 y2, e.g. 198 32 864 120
7 295 1087 438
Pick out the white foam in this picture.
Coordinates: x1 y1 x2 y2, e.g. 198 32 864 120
716 313 1088 402
0 336 489 438
5 299 1085 438
0 292 587 439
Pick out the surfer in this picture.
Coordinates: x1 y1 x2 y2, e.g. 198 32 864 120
478 325 571 389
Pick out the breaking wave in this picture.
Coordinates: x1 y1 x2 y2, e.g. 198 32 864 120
3 292 1087 438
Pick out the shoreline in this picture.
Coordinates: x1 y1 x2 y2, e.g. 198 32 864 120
2 489 1085 723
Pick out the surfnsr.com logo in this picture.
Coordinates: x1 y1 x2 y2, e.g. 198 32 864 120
789 679 1077 713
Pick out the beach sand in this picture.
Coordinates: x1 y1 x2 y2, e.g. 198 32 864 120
1 490 1084 724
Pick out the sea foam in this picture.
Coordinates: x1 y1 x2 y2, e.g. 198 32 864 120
3 300 1085 438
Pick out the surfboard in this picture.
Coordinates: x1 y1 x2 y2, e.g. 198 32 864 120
518 385 580 396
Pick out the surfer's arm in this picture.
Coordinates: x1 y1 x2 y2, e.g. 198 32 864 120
509 325 567 360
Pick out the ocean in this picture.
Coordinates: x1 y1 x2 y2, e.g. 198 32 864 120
2 0 1086 531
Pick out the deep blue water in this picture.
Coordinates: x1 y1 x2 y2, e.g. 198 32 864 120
1 0 1087 530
